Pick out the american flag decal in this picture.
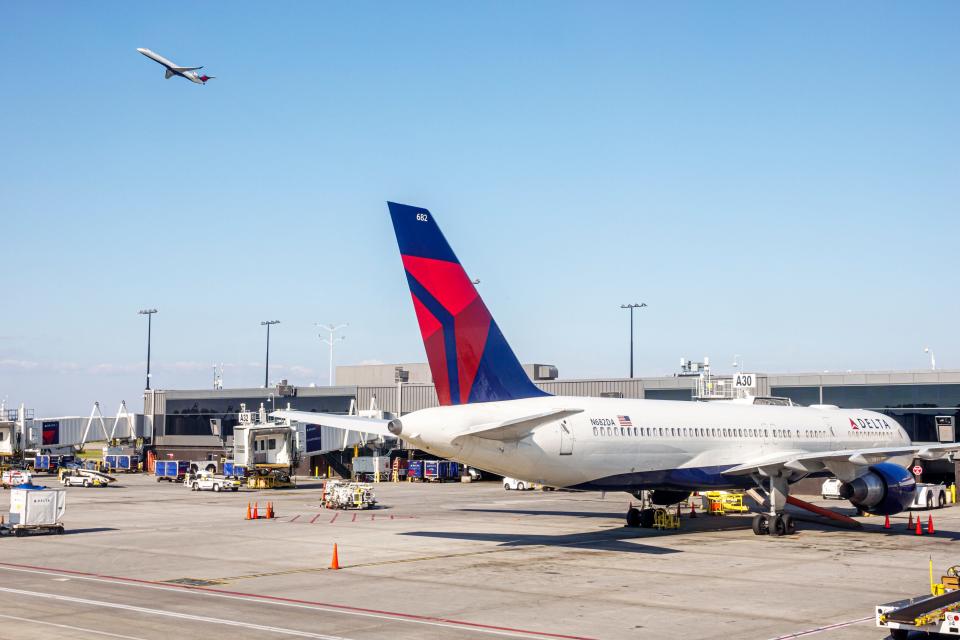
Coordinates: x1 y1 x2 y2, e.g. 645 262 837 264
618 415 632 427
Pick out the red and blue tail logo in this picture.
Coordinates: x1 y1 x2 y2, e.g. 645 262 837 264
389 202 549 406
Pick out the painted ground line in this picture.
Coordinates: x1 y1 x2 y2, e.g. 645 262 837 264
0 563 596 640
766 616 873 640
0 613 147 640
0 587 353 640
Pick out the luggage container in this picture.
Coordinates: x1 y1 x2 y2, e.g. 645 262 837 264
352 456 391 481
155 460 188 482
423 460 440 481
34 455 57 472
223 460 247 478
438 460 461 480
4 485 66 536
407 459 423 481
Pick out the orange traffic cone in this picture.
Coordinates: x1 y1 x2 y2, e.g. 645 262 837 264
907 512 913 530
690 502 697 519
266 502 273 519
915 516 923 535
928 514 935 535
884 514 890 529
330 543 340 570
245 502 252 520
253 502 259 519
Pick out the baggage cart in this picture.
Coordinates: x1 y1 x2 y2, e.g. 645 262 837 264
2 485 66 537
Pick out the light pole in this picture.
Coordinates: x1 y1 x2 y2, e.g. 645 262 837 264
732 354 743 372
620 303 647 378
924 347 936 371
260 320 280 387
138 309 157 390
317 323 347 386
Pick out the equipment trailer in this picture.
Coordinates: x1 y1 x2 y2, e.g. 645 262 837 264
878 565 960 638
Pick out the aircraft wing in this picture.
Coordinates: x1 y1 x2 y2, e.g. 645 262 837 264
451 408 584 442
270 410 398 439
172 66 203 72
723 443 960 477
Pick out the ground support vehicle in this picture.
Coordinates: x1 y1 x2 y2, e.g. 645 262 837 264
185 471 240 492
59 468 114 487
877 565 960 638
1 485 65 537
322 480 376 509
246 468 293 489
821 478 843 500
155 460 189 483
503 477 534 491
1 469 32 488
702 491 751 515
911 483 950 510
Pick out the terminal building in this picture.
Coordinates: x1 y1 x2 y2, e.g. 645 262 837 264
139 364 960 475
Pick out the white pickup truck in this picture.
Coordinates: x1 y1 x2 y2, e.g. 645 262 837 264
185 471 240 492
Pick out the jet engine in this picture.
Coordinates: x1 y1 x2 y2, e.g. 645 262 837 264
839 463 916 515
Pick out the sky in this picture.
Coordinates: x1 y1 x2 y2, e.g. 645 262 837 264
1 2 958 416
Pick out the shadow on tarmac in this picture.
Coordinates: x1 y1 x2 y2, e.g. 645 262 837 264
63 527 118 535
459 508 628 519
402 529 681 554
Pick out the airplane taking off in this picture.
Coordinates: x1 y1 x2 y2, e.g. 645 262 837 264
137 48 214 84
275 202 960 537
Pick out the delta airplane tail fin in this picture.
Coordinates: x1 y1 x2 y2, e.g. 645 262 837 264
388 202 549 406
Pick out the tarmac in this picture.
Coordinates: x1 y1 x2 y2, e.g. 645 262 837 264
0 474 954 640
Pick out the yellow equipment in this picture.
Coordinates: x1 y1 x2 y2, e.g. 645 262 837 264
653 507 680 530
704 491 749 515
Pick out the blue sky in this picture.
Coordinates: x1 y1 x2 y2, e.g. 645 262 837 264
2 2 958 416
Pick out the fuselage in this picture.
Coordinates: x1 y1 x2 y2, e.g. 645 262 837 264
398 396 911 491
137 48 207 84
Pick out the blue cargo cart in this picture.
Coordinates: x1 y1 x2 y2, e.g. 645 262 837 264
407 459 424 481
33 455 61 473
223 461 247 478
155 460 188 482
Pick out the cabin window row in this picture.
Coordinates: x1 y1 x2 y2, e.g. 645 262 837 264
590 426 833 439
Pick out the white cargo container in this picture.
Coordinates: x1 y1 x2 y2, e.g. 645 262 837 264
352 456 391 480
9 486 66 534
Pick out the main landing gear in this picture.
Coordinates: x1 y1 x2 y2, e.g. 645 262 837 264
751 513 796 536
626 507 655 528
752 472 798 536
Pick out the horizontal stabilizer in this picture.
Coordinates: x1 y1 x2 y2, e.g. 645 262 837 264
452 408 583 441
270 410 398 440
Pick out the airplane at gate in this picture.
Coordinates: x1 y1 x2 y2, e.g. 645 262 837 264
137 48 214 84
274 202 960 536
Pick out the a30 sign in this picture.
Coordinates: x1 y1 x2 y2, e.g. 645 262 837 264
733 373 757 389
